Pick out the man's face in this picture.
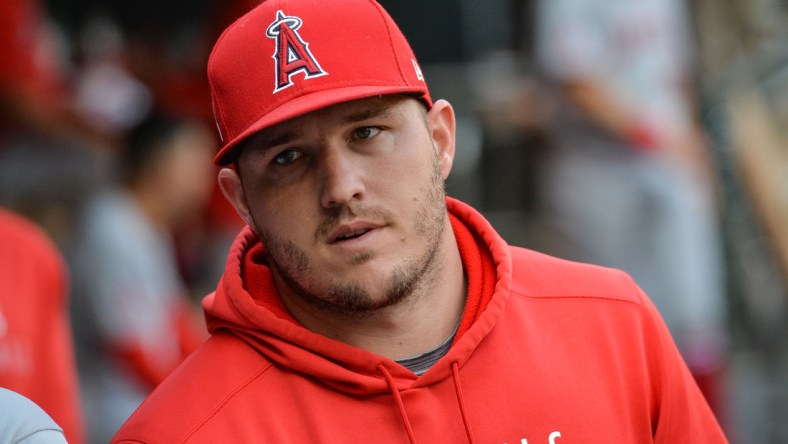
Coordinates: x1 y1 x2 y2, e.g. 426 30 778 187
220 95 456 316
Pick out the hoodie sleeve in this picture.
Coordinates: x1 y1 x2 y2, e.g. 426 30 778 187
636 285 728 443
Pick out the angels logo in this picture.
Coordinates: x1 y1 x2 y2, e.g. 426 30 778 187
266 10 328 93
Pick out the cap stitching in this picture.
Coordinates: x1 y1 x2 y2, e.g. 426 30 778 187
368 0 410 85
207 16 245 142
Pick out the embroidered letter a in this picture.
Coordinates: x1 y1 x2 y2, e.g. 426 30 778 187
266 10 327 93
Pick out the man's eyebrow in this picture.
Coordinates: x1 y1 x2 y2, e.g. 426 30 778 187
245 99 399 153
247 130 300 153
341 102 395 123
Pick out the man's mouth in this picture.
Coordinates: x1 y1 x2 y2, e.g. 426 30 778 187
334 228 371 242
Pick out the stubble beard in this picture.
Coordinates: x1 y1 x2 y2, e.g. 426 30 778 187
254 155 448 318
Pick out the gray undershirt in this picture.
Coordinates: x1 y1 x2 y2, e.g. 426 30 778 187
395 325 459 376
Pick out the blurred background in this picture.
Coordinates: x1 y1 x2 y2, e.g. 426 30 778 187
0 0 785 442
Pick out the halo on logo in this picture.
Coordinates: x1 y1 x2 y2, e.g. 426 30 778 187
266 11 302 37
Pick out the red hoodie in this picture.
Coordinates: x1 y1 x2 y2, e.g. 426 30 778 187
113 198 726 443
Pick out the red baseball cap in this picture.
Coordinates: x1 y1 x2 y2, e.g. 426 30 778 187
208 0 433 165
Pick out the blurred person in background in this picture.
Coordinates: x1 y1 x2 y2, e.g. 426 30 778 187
533 0 729 423
69 112 214 443
82 0 258 297
0 207 84 443
0 0 120 256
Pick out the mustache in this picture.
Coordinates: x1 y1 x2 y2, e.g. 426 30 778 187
314 204 392 241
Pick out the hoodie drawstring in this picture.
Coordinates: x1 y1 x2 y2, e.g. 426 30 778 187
377 363 418 444
452 361 477 444
376 362 476 444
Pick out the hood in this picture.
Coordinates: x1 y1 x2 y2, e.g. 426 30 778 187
203 197 513 395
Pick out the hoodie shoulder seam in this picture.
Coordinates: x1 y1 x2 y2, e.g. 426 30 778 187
508 271 646 309
511 289 645 308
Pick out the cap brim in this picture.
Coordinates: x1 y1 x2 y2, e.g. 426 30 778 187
213 85 430 165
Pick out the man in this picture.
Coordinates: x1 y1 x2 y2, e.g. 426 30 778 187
113 0 727 442
0 208 84 443
533 0 729 418
70 113 213 443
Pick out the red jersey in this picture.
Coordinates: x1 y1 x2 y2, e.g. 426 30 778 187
113 198 726 443
0 209 84 443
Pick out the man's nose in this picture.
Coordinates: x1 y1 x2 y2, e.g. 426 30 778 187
318 145 365 209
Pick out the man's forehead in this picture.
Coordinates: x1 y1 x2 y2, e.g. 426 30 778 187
245 94 415 144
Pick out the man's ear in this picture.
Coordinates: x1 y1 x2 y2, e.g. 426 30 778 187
426 99 456 180
217 167 254 227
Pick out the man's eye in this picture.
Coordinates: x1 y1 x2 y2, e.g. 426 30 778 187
273 150 303 165
353 126 380 140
